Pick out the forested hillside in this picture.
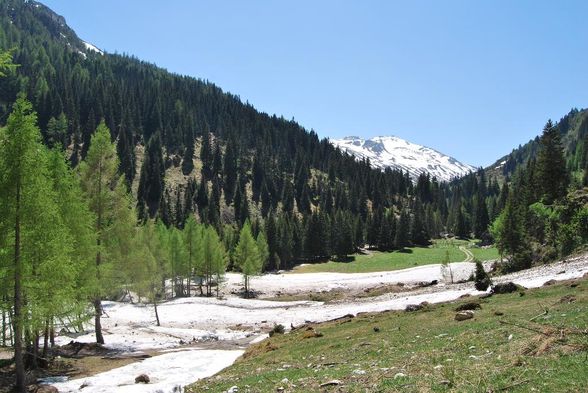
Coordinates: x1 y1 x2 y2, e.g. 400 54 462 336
0 0 452 269
1 0 587 271
486 108 588 183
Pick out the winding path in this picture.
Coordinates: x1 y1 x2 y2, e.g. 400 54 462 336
459 245 474 262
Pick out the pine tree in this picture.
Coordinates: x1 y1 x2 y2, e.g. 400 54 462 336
394 209 410 249
410 201 429 246
200 128 213 181
116 115 136 188
491 192 529 272
223 135 238 204
181 139 195 175
46 112 68 149
234 221 261 297
137 133 165 219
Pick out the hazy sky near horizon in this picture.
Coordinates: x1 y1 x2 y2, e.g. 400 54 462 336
42 0 588 167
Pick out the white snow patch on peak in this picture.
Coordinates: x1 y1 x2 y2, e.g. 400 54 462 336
82 40 104 55
331 135 476 182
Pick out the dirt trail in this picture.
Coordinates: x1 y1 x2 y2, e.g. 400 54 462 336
459 245 474 262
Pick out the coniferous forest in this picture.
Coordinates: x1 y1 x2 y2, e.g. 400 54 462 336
0 1 587 392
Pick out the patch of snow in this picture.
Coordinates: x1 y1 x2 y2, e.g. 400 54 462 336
51 349 244 393
82 40 104 55
495 159 507 169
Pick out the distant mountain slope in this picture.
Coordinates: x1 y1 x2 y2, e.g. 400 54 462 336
484 108 588 182
332 136 475 182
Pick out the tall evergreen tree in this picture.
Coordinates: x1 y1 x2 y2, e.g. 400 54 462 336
536 120 569 204
394 209 410 249
137 133 165 219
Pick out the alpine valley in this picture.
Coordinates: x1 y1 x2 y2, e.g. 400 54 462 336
0 1 587 393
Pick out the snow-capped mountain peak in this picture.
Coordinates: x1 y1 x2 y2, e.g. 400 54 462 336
332 135 475 182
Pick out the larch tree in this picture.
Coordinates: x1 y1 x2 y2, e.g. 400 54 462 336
183 216 203 296
79 121 136 344
168 227 187 297
45 149 96 347
256 229 270 271
136 221 166 326
234 221 261 297
0 97 73 392
204 227 227 298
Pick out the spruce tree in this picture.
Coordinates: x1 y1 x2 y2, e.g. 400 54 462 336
536 120 569 204
137 133 165 219
410 202 429 246
394 209 410 249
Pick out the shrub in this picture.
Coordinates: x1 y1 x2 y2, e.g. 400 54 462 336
474 260 491 291
269 324 285 337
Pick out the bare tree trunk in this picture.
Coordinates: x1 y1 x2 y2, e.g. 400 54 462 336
49 319 55 348
14 179 25 392
153 299 160 327
95 159 104 344
94 298 104 344
42 320 49 358
1 299 6 346
32 333 40 369
187 238 192 297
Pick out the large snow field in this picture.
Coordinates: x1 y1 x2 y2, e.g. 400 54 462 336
49 253 588 392
224 261 478 297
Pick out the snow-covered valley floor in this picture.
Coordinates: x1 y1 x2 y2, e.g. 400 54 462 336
50 253 588 393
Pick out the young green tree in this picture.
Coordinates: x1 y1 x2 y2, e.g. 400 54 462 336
234 221 261 297
490 193 529 272
256 229 270 270
202 226 227 297
0 98 74 392
0 49 17 77
45 149 96 345
135 221 167 326
168 227 187 297
474 260 492 291
184 216 204 296
79 121 136 344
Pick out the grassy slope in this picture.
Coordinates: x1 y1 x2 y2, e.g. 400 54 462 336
293 240 499 274
187 279 588 392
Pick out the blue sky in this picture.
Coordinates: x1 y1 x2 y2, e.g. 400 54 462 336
42 0 588 167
